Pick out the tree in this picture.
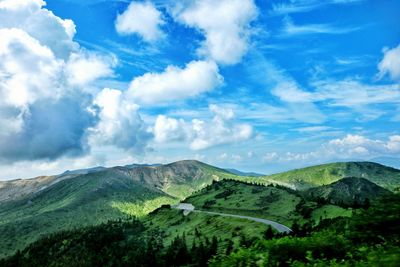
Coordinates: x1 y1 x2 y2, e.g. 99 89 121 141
264 226 274 240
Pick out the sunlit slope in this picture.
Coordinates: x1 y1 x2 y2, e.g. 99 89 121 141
0 160 240 258
262 162 400 190
184 180 353 226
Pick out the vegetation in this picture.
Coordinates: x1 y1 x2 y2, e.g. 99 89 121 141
211 194 400 266
1 160 399 264
185 180 354 225
303 177 392 207
261 161 400 190
2 192 398 266
0 160 240 258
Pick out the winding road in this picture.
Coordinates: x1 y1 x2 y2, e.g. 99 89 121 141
173 203 292 233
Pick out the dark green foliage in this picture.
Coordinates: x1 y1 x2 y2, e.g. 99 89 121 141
303 177 392 208
211 194 400 266
202 199 217 209
264 226 274 240
0 219 221 267
215 188 234 199
295 199 313 219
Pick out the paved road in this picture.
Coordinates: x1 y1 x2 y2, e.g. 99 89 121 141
173 203 292 233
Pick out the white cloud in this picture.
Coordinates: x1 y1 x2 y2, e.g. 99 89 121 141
378 44 400 82
0 0 116 161
294 126 332 133
90 88 151 153
310 79 400 108
271 80 312 103
66 52 116 86
190 105 253 150
0 0 77 59
324 134 400 157
115 1 165 42
153 104 253 150
294 134 400 162
0 28 63 108
171 0 258 65
259 134 400 164
270 0 364 16
153 115 187 143
128 60 223 104
281 17 359 36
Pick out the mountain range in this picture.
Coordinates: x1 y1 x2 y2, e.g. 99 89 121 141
0 160 399 258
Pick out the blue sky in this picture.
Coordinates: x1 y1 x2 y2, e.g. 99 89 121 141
0 0 399 180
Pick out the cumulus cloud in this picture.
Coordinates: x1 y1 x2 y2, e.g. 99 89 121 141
0 94 97 161
0 0 116 162
128 60 223 104
325 134 400 156
262 134 400 164
378 44 400 82
66 52 116 86
0 0 77 59
153 115 187 143
171 0 258 65
153 104 253 150
0 28 63 107
115 1 165 42
90 88 151 153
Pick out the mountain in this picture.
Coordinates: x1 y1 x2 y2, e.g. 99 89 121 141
61 166 107 175
303 177 392 206
261 161 400 190
3 179 399 267
0 160 239 258
1 160 399 258
224 168 264 177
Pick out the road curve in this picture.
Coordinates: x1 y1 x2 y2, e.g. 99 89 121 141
173 203 292 233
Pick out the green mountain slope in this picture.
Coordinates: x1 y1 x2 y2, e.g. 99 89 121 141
261 161 400 190
1 160 398 258
3 184 399 267
0 160 239 258
303 177 392 206
182 180 352 226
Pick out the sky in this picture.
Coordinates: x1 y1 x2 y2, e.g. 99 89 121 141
0 0 399 180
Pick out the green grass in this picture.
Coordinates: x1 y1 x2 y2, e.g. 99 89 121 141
111 196 178 217
311 205 352 223
184 180 352 226
0 172 175 258
144 207 271 249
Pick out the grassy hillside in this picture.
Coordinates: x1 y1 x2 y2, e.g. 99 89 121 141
1 160 397 258
0 160 241 258
261 161 400 190
0 170 177 257
184 180 353 226
303 177 392 206
2 190 398 267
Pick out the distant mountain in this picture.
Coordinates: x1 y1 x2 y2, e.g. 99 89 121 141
61 166 107 175
303 177 392 206
224 168 264 177
262 162 400 191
